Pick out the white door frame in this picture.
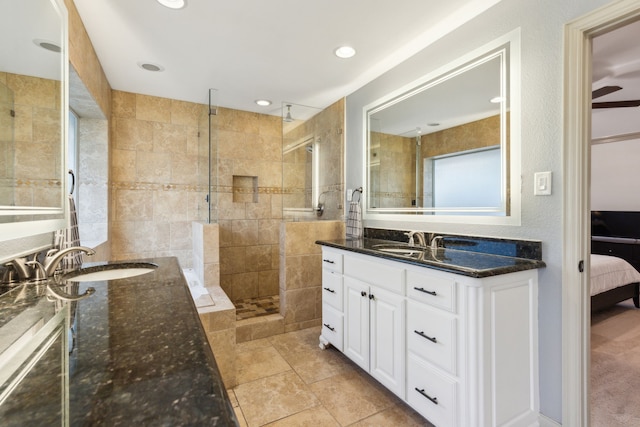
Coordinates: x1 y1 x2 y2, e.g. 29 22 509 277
563 1 640 425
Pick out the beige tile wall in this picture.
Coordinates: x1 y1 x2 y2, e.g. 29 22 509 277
0 80 12 204
78 118 108 248
369 131 415 209
421 114 501 157
192 221 220 287
197 284 236 388
64 0 111 118
0 72 63 208
216 107 283 302
280 220 345 332
109 91 207 266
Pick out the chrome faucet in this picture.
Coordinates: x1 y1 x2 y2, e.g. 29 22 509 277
43 246 95 277
7 257 31 281
404 231 426 247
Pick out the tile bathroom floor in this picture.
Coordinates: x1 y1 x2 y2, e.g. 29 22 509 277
228 326 432 427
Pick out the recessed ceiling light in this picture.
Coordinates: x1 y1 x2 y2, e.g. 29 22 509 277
428 123 440 127
490 96 504 103
157 0 186 9
334 46 356 59
255 99 272 106
33 39 61 53
138 62 164 72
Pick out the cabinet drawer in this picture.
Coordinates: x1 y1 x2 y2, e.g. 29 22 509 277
322 270 343 311
407 301 457 375
407 353 457 427
407 269 456 313
344 255 404 294
321 249 343 273
321 306 343 351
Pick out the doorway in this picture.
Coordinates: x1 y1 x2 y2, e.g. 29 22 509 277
563 1 640 425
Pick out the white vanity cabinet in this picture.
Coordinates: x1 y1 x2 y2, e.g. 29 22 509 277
319 249 344 351
319 246 540 427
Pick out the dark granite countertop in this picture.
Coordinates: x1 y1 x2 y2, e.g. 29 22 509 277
316 238 545 278
0 257 238 426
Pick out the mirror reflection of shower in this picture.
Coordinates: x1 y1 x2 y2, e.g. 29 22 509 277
282 135 319 217
415 127 422 208
283 104 294 122
0 82 15 206
282 101 344 221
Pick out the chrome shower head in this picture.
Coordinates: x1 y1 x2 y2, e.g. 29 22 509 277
283 104 294 122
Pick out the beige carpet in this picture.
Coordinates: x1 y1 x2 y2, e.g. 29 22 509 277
591 299 640 426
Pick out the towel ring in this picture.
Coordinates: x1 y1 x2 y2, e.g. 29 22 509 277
68 169 75 195
353 187 362 203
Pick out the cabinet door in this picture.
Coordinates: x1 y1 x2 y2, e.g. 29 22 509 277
370 286 405 398
343 277 370 371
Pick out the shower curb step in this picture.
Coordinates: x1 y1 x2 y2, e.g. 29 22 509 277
236 314 284 343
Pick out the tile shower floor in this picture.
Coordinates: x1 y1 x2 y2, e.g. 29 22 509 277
228 326 432 427
235 295 280 321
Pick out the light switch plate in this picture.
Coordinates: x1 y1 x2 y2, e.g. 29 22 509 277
534 171 552 196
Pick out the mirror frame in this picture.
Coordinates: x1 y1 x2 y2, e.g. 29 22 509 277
362 29 521 226
0 0 68 242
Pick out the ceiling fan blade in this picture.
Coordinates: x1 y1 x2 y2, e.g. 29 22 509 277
592 100 640 109
592 85 623 99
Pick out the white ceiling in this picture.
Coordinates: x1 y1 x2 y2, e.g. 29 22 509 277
71 0 501 116
592 19 640 141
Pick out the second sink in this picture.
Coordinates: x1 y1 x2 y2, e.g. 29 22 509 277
62 262 158 282
371 244 424 258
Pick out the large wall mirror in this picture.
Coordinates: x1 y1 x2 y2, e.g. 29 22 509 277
0 0 68 241
363 30 521 225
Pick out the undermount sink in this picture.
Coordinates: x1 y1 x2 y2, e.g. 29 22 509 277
371 243 448 264
63 262 158 282
371 244 425 258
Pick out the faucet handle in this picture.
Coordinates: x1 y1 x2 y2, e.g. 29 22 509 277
45 248 59 259
2 263 18 284
26 261 46 281
9 258 31 281
404 231 415 246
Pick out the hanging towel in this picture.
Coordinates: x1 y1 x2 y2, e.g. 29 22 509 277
54 171 83 270
54 194 83 269
346 189 363 238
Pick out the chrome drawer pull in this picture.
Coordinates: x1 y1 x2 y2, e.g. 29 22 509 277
415 388 438 405
323 259 335 264
323 323 335 332
413 286 437 296
414 330 437 343
323 287 335 293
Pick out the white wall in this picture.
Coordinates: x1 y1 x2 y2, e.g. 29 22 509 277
346 0 612 422
592 138 640 210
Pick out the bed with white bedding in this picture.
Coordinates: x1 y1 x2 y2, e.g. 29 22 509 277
591 254 640 312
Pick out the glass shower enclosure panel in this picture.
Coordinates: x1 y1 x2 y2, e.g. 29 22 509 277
196 88 218 223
